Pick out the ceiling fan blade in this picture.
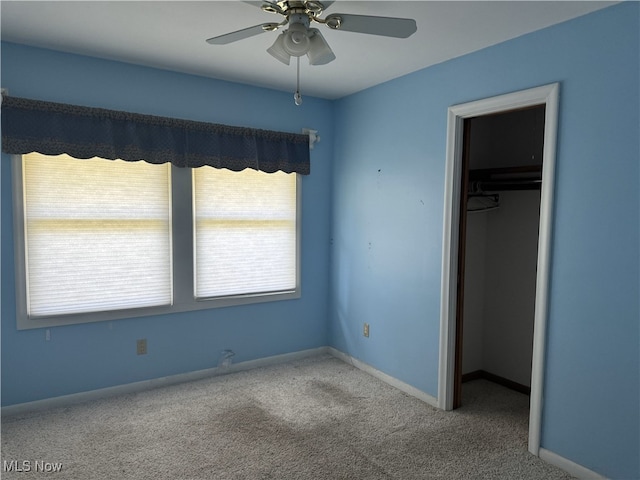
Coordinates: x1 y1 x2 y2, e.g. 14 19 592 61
206 24 273 45
325 13 417 38
319 1 335 11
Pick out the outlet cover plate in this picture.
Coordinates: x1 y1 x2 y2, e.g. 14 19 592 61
136 339 147 355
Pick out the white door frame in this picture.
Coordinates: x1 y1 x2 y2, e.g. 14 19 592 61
437 83 559 455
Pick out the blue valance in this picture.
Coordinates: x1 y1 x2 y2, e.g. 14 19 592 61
1 95 310 175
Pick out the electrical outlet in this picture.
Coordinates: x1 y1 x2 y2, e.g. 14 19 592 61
136 339 147 355
363 323 370 338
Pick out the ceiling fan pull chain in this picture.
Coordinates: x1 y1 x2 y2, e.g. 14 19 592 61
294 56 303 106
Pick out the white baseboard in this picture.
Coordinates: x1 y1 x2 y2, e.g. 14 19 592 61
327 347 439 408
1 346 329 417
539 448 607 479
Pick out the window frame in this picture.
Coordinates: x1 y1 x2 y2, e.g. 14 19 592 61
12 155 302 330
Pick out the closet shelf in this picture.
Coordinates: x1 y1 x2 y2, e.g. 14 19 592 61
468 165 542 193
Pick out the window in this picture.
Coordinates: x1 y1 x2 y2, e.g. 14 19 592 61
20 153 172 317
13 153 300 330
193 167 297 299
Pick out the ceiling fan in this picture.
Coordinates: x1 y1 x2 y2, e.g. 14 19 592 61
206 1 417 104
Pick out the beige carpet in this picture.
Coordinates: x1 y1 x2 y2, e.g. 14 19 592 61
1 354 573 479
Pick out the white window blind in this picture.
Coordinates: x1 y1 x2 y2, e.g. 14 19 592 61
193 167 297 298
22 153 172 317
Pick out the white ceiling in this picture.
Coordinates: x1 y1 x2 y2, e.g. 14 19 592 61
1 1 616 99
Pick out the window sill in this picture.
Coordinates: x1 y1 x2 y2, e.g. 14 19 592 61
16 289 301 330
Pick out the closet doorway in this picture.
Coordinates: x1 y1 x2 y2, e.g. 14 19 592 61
456 106 545 408
438 84 559 455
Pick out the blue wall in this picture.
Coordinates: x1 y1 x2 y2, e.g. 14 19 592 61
1 43 333 405
329 3 638 479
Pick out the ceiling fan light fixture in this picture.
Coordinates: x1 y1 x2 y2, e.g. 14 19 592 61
307 28 335 65
267 33 291 65
283 22 311 57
